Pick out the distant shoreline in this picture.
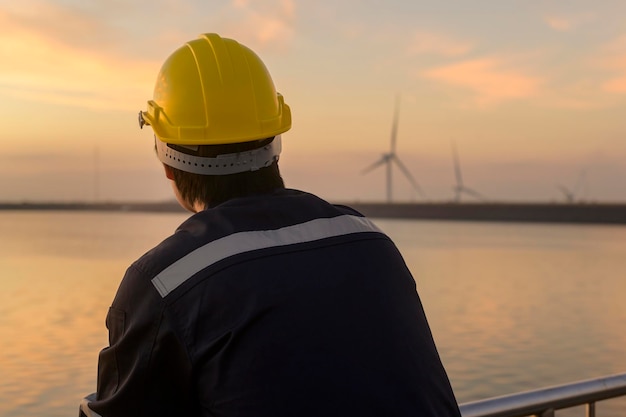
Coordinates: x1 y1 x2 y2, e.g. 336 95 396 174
2 201 626 225
0 201 187 213
345 201 626 225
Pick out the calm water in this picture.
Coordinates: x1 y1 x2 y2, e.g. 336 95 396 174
1 211 625 417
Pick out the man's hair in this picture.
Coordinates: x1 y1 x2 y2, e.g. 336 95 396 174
168 137 285 208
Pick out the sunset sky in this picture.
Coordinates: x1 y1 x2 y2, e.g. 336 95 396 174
1 0 625 203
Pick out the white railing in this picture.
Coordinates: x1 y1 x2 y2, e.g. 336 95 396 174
459 372 626 417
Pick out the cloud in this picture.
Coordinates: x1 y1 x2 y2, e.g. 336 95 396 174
0 1 120 51
407 31 474 57
603 75 626 93
0 4 158 111
600 35 626 94
543 16 574 32
421 57 543 106
0 0 299 111
542 13 595 32
223 0 296 50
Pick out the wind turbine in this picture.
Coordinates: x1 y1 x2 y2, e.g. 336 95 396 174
557 170 586 203
451 140 485 202
362 97 424 203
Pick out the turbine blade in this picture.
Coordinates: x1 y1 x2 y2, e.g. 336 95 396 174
557 185 574 202
557 185 569 193
452 140 463 186
392 156 425 198
462 187 485 201
390 95 400 153
361 157 387 174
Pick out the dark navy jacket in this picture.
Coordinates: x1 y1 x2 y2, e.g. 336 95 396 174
80 189 460 417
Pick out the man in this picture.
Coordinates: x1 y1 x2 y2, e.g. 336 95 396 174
80 33 461 417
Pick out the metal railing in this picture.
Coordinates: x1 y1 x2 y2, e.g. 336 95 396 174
459 372 626 417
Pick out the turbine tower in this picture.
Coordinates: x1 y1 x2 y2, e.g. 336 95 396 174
452 140 484 202
362 96 424 203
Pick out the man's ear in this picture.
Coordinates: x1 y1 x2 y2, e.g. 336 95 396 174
163 164 175 180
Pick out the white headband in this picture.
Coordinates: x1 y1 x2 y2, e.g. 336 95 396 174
156 136 282 175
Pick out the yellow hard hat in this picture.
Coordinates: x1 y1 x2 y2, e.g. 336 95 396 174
139 33 291 145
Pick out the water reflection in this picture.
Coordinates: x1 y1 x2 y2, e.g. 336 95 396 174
0 212 186 417
375 219 626 410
